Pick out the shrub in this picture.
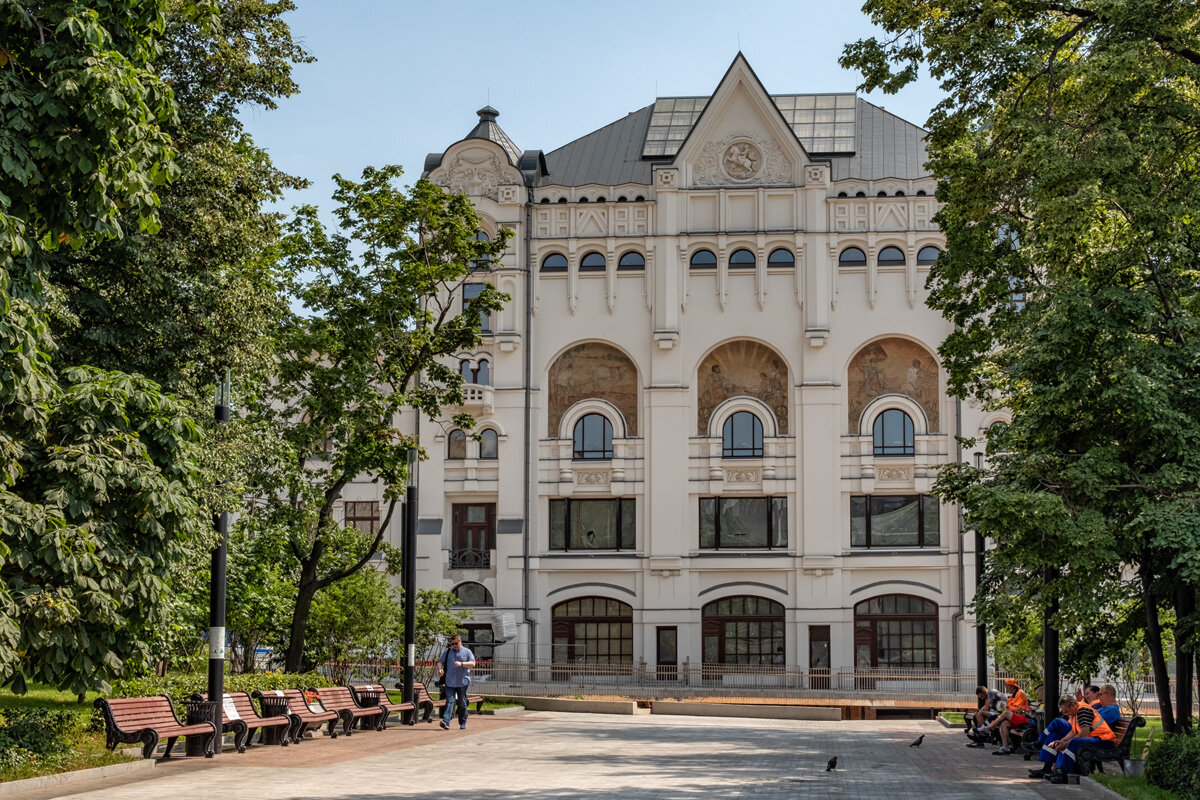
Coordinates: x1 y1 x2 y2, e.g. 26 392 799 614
0 708 79 772
1145 731 1200 800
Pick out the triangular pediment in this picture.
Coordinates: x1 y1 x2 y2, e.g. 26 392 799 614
675 54 807 188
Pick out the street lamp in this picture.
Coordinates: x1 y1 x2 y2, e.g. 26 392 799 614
401 449 418 722
972 451 986 688
208 371 231 753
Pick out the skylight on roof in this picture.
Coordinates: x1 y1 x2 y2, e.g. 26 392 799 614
641 93 857 158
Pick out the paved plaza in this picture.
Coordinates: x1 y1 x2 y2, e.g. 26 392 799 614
25 712 1115 800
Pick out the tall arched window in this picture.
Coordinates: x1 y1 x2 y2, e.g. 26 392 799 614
617 252 645 271
767 248 794 268
579 252 606 272
459 360 473 380
878 246 906 266
917 246 941 266
479 429 498 459
470 230 491 271
839 247 866 266
853 595 938 669
729 248 756 269
448 430 467 460
475 359 490 386
722 411 763 458
572 414 613 460
453 582 493 606
702 596 784 666
873 409 914 456
690 249 717 269
552 597 633 664
541 253 568 273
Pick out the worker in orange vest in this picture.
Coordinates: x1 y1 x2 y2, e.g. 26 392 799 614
1042 696 1116 784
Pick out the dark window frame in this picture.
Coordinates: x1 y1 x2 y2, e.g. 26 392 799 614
729 248 756 269
463 283 491 333
722 411 764 458
617 251 646 271
853 594 939 669
470 230 491 272
479 428 498 459
873 409 915 456
690 249 717 269
450 502 496 569
701 595 785 666
551 597 634 664
541 253 568 273
452 582 494 606
838 246 866 266
549 497 636 551
344 501 380 536
572 413 613 460
767 248 795 268
877 246 906 266
699 496 788 550
448 429 467 460
916 246 941 266
579 251 607 272
850 494 940 549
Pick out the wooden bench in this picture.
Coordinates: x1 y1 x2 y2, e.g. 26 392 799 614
406 681 483 723
351 684 417 728
95 695 217 759
193 691 291 749
1077 715 1145 776
253 689 340 742
316 686 385 735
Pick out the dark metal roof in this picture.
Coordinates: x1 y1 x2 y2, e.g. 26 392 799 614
542 105 656 188
465 105 522 166
539 98 929 187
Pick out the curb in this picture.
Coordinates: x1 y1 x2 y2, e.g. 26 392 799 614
0 758 154 796
485 706 527 716
1081 776 1129 800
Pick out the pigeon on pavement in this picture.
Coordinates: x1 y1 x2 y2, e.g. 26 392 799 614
826 756 838 771
910 735 925 747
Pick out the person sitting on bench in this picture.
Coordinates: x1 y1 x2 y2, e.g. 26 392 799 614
987 681 1040 755
1030 696 1116 783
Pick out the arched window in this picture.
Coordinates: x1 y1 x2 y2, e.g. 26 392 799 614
579 252 606 272
855 191 866 197
722 411 763 458
873 409 914 456
470 230 491 271
878 246 906 266
572 413 613 460
448 430 467 460
690 249 717 269
839 247 866 266
894 190 906 197
767 248 794 268
541 253 568 273
540 198 550 204
459 360 473 381
617 251 645 271
552 597 633 665
853 595 938 669
917 246 941 266
479 429 498 459
453 582 493 606
475 359 490 386
702 596 784 666
729 248 756 269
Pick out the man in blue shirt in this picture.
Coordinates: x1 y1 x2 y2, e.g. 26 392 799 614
438 634 476 730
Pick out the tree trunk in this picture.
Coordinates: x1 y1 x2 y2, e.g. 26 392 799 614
1140 561 1176 733
1178 584 1196 731
285 562 321 672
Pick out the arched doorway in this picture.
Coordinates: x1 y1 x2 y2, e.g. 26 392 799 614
701 595 785 677
550 597 633 677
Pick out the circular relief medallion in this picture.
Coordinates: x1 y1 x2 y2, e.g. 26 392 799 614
722 141 761 180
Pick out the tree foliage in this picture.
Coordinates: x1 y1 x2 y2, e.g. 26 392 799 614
843 0 1200 730
240 166 510 671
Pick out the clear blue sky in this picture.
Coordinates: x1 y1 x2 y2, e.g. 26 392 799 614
241 0 943 215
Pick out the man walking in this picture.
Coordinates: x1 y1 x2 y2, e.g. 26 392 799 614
438 634 477 730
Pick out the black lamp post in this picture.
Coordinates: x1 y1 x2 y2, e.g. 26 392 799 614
208 371 231 752
401 450 418 722
973 451 987 687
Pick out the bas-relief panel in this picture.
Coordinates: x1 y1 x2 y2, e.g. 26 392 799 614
548 343 638 436
697 341 789 434
847 337 939 431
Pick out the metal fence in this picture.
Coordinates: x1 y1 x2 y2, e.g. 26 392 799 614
320 658 1196 715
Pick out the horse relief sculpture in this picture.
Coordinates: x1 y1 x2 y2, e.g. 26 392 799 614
847 338 939 431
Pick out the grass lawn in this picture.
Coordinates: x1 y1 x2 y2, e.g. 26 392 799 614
0 684 134 784
1130 715 1163 759
1092 774 1179 800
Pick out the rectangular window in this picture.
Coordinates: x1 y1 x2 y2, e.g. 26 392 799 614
548 499 635 551
463 283 491 333
344 501 379 536
698 497 788 549
850 495 939 548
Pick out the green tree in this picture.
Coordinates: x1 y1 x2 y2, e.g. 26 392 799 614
843 0 1200 732
0 1 221 692
241 166 510 672
306 567 403 684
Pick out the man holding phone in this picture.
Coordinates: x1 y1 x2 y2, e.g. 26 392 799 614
438 634 477 730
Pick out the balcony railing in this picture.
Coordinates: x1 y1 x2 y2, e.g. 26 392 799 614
449 547 491 569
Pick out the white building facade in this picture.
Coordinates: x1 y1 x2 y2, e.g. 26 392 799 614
348 56 995 676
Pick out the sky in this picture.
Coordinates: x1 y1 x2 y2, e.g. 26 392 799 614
241 0 945 216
